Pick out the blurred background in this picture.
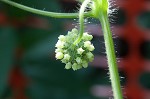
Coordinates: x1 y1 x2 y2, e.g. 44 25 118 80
0 0 150 99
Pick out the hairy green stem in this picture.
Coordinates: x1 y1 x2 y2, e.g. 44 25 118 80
99 14 123 99
73 0 91 45
1 0 91 18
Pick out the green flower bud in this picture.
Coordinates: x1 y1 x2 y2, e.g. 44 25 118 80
72 63 78 71
55 52 64 59
86 52 94 62
77 48 85 55
89 57 94 62
88 35 93 41
82 60 88 68
65 62 72 69
77 65 82 69
64 54 71 61
76 57 82 64
61 58 67 63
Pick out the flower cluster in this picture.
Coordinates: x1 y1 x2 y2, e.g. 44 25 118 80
55 28 95 70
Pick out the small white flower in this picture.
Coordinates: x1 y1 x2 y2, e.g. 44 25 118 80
84 41 91 48
55 52 64 59
55 40 65 48
88 44 95 51
63 54 71 61
65 62 72 69
58 35 66 41
77 48 85 55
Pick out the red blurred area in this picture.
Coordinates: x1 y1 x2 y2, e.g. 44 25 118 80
9 68 27 99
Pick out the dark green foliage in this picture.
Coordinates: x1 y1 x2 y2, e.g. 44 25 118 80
0 27 16 97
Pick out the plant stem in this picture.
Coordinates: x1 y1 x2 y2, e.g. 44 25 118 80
1 0 91 18
99 14 123 99
73 0 91 45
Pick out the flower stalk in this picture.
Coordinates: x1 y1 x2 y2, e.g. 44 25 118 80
99 14 123 99
1 0 91 18
90 0 123 98
73 0 91 45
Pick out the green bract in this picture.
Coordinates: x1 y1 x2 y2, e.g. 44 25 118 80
91 0 109 18
55 28 94 70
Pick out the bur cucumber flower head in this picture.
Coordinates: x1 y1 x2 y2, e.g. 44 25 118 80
55 28 95 70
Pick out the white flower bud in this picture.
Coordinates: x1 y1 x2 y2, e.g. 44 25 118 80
63 50 67 53
55 40 64 48
55 48 63 53
72 28 78 34
68 31 72 35
84 41 91 48
82 61 88 68
55 52 64 59
83 33 93 41
76 57 82 64
64 54 71 61
88 44 95 51
72 63 78 71
77 48 85 55
58 35 66 41
65 62 72 69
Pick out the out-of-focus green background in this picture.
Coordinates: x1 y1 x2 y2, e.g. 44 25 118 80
0 0 112 99
0 0 150 99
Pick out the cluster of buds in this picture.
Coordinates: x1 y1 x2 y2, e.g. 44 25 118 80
55 28 95 70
